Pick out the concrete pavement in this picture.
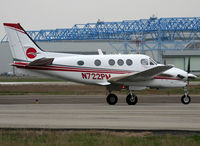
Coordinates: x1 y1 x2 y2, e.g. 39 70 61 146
0 103 200 130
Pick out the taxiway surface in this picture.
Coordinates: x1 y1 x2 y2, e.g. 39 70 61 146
0 103 200 130
0 94 199 104
0 95 200 130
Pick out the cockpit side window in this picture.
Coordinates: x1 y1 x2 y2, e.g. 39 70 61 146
141 59 148 65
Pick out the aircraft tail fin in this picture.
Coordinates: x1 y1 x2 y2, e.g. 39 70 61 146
3 23 46 62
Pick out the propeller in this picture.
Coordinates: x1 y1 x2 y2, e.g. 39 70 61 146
177 56 197 81
187 57 191 85
186 57 197 84
164 59 166 65
187 57 191 74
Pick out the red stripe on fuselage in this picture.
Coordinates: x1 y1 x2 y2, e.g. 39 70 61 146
154 76 180 80
13 62 181 80
13 62 131 74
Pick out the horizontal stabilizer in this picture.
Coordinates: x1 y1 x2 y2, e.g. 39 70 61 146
27 58 54 66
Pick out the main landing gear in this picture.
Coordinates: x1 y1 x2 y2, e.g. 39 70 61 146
126 92 138 105
181 87 191 104
106 91 138 105
106 94 118 105
106 86 192 105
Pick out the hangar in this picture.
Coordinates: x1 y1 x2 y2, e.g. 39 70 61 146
1 17 200 75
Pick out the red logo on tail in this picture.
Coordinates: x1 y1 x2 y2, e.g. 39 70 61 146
26 48 37 59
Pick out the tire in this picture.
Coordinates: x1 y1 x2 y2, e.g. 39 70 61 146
106 94 118 105
126 94 138 105
181 95 191 104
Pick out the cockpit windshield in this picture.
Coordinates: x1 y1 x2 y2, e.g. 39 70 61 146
149 58 157 65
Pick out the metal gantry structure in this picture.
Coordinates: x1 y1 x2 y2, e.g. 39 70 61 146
1 17 200 61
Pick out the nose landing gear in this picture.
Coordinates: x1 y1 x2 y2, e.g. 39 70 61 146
181 87 191 104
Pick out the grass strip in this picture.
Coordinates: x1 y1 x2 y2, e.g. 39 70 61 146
0 130 200 146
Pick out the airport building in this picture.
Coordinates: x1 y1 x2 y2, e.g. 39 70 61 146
1 17 200 75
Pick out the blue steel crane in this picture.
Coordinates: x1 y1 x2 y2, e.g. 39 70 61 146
1 17 200 61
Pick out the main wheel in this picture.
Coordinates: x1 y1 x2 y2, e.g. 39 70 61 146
126 94 138 105
106 94 118 105
181 95 191 104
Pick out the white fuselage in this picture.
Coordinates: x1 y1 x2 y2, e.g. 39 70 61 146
15 53 187 89
3 22 188 90
4 23 196 105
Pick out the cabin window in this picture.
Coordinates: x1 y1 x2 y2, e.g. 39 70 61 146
126 59 133 66
94 59 101 66
109 59 115 66
141 59 148 65
117 59 124 66
77 60 84 66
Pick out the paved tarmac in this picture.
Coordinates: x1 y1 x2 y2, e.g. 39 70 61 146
0 94 200 130
0 94 199 104
0 103 200 130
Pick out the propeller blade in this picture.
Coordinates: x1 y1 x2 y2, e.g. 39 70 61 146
187 57 191 73
164 59 166 65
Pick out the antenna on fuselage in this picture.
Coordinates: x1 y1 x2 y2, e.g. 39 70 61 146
98 49 104 55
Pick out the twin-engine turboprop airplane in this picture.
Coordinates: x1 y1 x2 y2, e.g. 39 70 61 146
3 23 197 105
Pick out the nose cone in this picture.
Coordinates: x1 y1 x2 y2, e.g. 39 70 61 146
188 73 197 80
172 68 188 81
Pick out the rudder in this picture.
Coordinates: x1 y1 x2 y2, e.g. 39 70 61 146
3 23 45 62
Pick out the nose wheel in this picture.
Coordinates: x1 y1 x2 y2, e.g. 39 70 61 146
181 87 191 104
126 93 138 105
181 95 191 104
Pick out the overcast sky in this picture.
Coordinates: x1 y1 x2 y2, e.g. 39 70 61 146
0 0 200 39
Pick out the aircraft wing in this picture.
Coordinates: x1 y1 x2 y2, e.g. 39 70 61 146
27 58 54 66
109 65 173 83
